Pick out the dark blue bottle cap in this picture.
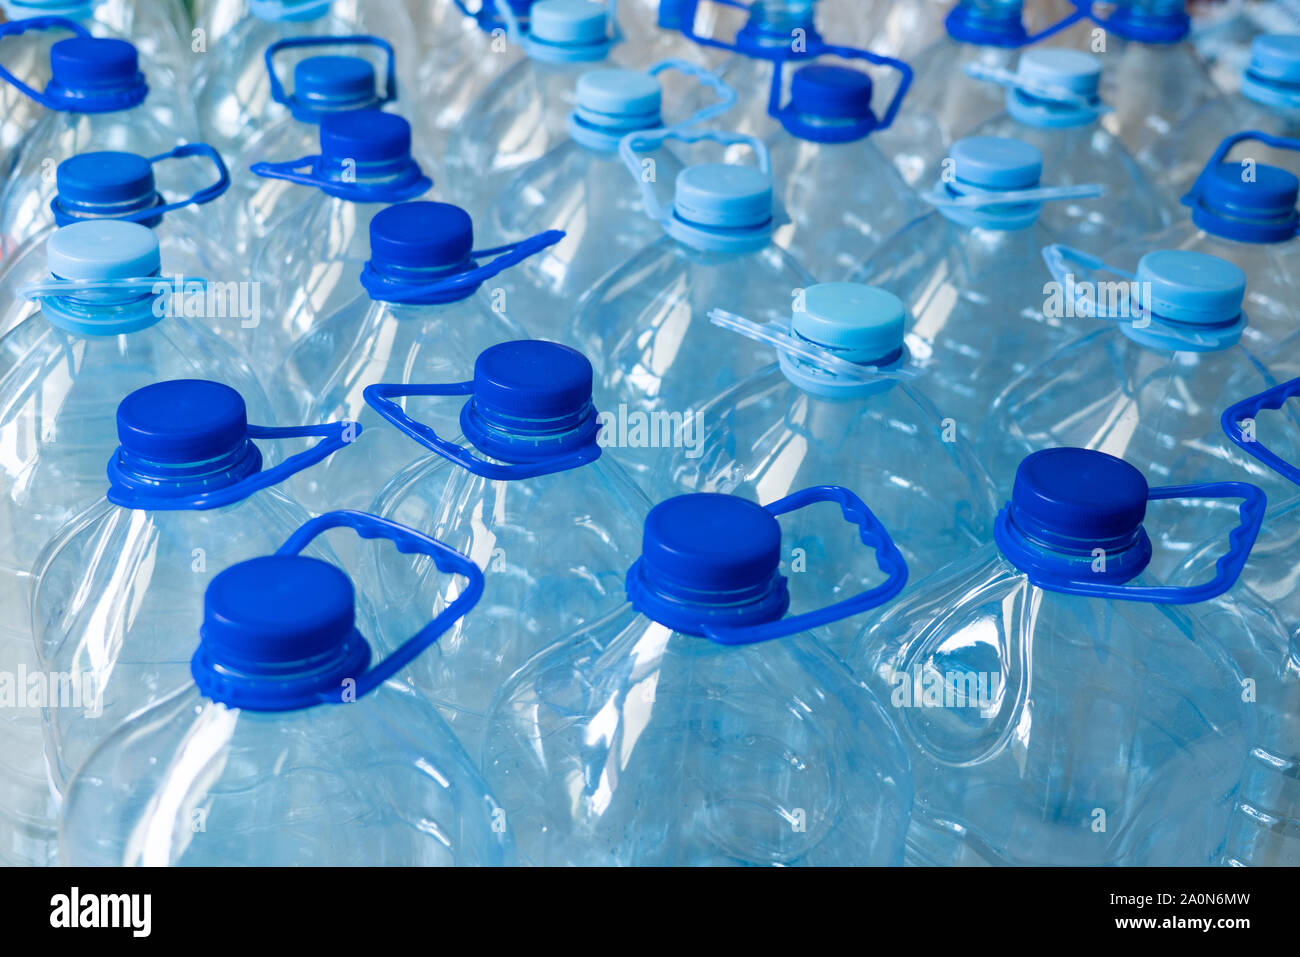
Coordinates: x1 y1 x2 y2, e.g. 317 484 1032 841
320 108 412 162
369 201 473 272
54 151 160 221
1190 161 1300 244
790 64 874 120
640 494 783 599
116 379 249 465
194 554 371 711
47 36 147 110
472 339 593 424
293 54 377 112
1008 448 1149 552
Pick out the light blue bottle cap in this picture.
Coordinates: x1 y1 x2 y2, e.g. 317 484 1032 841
792 282 905 363
530 0 609 45
46 220 160 280
673 163 773 230
574 69 661 127
1241 34 1300 110
950 136 1042 190
1135 250 1246 324
1016 48 1102 98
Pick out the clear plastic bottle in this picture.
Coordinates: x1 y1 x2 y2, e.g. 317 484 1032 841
849 447 1264 865
58 510 512 866
362 339 652 755
665 283 998 652
0 221 267 867
569 126 816 490
483 488 913 865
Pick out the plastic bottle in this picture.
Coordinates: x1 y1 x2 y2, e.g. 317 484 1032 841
0 221 267 867
486 59 733 339
278 201 558 514
0 16 199 254
849 446 1263 865
847 135 1103 429
58 510 512 866
443 0 628 220
28 379 356 858
245 108 433 370
956 47 1174 246
191 0 417 156
483 488 913 865
570 126 817 489
666 283 998 652
764 42 927 277
982 246 1293 576
361 339 652 755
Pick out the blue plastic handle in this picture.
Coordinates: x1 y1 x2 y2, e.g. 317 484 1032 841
1222 377 1300 487
767 43 913 138
995 481 1266 604
0 15 92 107
647 58 737 128
265 34 397 112
249 153 432 204
52 142 232 227
107 419 361 511
705 485 909 646
359 230 565 304
620 125 771 227
275 510 485 700
363 377 602 481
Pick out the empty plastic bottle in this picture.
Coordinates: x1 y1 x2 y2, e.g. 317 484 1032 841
1204 380 1300 865
279 202 557 514
872 0 1092 185
1147 34 1300 197
29 379 356 853
0 142 232 339
360 339 652 754
192 0 417 156
222 34 402 260
847 135 1103 426
849 446 1262 865
487 59 733 338
764 42 926 277
0 16 199 254
0 221 266 866
0 3 191 158
983 246 1293 577
956 47 1174 246
1090 0 1223 176
570 126 816 488
444 0 628 219
247 108 433 368
666 283 998 652
58 510 512 866
483 488 913 865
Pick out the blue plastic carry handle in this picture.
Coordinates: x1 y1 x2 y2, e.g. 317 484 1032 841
363 377 602 481
995 481 1266 603
276 510 485 701
265 34 397 111
107 419 360 511
1223 376 1300 487
705 485 909 646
